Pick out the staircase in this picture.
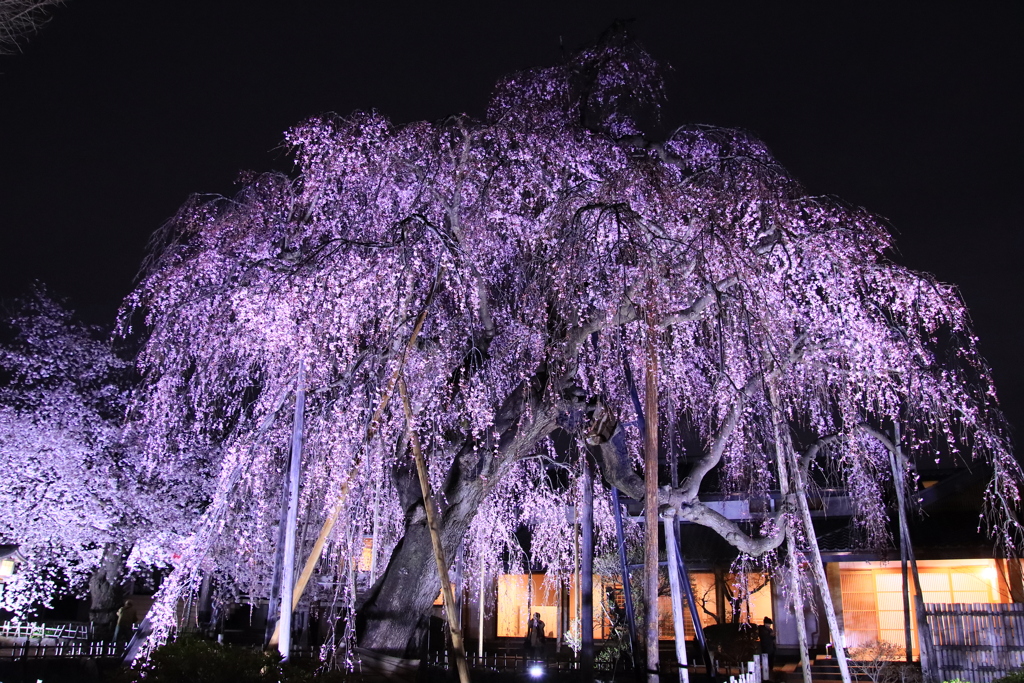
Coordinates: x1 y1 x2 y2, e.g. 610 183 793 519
778 654 903 683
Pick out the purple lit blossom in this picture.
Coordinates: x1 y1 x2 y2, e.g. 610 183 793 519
122 35 1021 655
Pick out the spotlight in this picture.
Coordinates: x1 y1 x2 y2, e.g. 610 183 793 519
528 663 544 678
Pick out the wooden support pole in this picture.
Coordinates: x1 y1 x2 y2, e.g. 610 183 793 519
269 272 442 647
900 511 913 663
574 511 581 644
264 469 291 648
399 378 470 683
786 543 811 683
769 380 850 683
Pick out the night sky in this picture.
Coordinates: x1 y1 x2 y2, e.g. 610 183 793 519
1 3 1021 437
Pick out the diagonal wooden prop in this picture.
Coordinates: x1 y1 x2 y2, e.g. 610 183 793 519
269 268 442 649
399 377 471 683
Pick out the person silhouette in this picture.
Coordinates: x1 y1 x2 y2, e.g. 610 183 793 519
525 612 546 658
114 600 138 644
758 616 776 672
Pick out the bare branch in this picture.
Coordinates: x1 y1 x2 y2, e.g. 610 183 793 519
0 0 64 55
663 501 786 557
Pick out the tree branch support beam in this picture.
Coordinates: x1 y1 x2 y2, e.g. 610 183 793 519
400 378 470 683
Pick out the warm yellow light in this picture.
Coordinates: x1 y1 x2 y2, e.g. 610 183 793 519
983 566 998 583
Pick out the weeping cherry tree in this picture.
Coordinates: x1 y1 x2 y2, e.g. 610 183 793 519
123 31 1021 671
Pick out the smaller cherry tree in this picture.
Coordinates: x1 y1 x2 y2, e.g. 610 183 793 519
0 288 194 630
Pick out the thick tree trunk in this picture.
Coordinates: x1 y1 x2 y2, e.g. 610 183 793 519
356 381 558 658
356 455 490 658
89 543 129 639
401 378 470 683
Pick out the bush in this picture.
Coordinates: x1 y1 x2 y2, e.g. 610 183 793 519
847 642 921 683
110 637 358 683
993 672 1024 683
115 636 286 683
703 623 759 667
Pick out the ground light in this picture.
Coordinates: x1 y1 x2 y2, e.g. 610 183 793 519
529 663 544 678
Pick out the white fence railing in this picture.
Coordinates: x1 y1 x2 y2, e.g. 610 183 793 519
727 654 770 683
0 640 122 660
0 621 90 641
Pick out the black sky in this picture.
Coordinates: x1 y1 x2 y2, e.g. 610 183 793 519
1 2 1021 435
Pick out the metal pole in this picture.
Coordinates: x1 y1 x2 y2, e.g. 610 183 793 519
676 533 715 679
643 331 661 683
612 487 639 656
890 423 937 681
479 556 486 658
663 512 689 683
265 469 290 648
278 359 306 661
581 451 595 680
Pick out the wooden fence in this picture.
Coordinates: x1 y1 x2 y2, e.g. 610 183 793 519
925 602 1024 683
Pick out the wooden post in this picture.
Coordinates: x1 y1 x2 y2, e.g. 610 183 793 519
270 269 443 637
769 381 851 683
278 359 306 661
644 331 661 683
399 378 470 683
369 476 382 584
581 450 595 680
664 510 689 683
